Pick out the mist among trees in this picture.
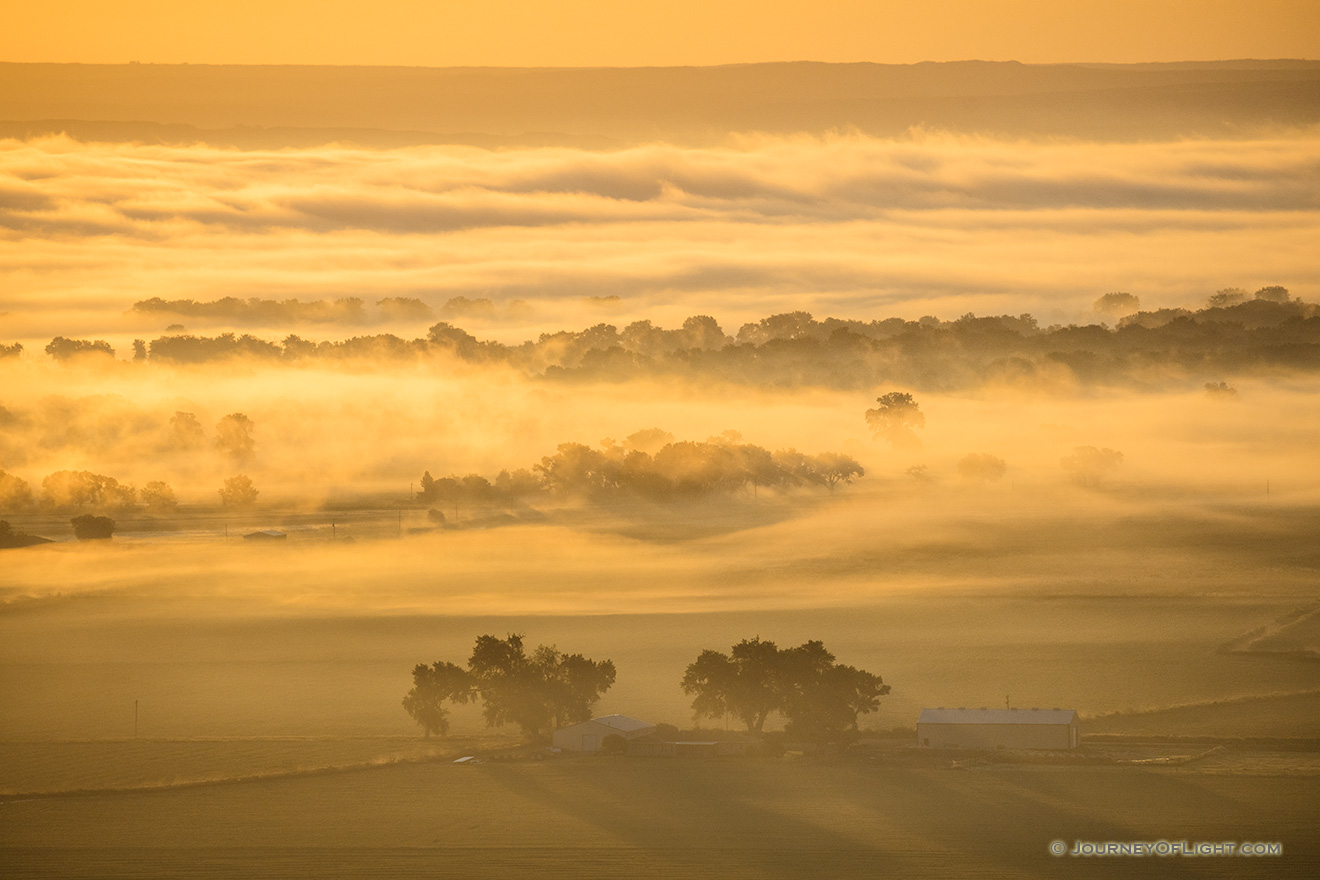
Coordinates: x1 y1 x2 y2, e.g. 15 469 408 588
14 288 1316 393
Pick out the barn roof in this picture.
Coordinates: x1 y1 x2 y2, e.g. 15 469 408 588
918 708 1077 725
591 714 654 732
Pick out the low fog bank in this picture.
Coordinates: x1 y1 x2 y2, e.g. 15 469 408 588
2 345 1319 519
3 132 1318 342
3 478 1318 616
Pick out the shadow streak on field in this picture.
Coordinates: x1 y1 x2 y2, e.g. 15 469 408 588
2 760 1315 879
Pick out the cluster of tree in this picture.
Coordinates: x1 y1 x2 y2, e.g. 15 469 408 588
0 342 21 359
403 634 616 738
404 634 885 745
0 468 261 513
0 402 256 470
131 296 433 325
681 638 889 743
33 289 1316 391
418 430 864 513
70 514 115 540
45 337 116 361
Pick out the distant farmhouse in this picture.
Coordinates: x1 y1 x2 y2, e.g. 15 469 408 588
243 529 287 541
552 714 655 752
917 707 1079 750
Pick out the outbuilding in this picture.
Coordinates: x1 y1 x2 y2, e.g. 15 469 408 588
917 707 1079 750
552 714 655 752
243 529 287 541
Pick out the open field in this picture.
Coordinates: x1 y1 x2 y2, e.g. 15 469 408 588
2 754 1317 879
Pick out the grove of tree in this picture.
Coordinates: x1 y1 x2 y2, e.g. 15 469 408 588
681 637 889 743
403 634 616 739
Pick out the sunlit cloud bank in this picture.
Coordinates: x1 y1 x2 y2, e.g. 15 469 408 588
2 132 1318 341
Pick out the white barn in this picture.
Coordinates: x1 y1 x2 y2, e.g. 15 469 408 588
917 707 1079 750
552 714 656 752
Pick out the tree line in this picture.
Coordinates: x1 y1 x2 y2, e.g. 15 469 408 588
404 635 887 745
417 430 864 514
0 468 260 515
15 288 1317 391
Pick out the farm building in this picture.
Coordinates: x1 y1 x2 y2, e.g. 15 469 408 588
917 707 1079 750
552 714 655 752
243 529 287 541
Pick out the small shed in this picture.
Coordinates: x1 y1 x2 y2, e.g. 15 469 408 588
243 529 287 541
552 714 655 752
917 707 1079 750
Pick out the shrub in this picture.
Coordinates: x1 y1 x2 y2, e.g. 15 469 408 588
71 514 115 540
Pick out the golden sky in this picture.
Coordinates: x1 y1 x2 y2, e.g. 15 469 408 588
4 0 1319 66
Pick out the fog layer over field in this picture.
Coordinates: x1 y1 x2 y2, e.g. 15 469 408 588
2 131 1319 344
3 62 1319 751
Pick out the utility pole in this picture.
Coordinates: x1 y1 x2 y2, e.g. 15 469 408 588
332 519 336 541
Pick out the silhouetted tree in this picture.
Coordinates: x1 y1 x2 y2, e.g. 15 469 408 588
0 342 22 359
536 443 617 496
218 474 259 507
1093 292 1140 317
957 453 1007 484
377 296 434 321
492 468 543 505
1205 381 1238 398
140 480 178 511
1207 288 1248 308
814 452 865 492
778 640 889 743
1254 285 1290 303
132 339 147 361
682 637 786 734
906 465 932 482
42 471 136 511
418 471 437 501
71 514 115 540
0 470 34 511
402 661 473 737
1061 446 1124 487
170 412 207 450
45 337 115 361
865 392 925 448
215 413 255 462
466 634 616 737
624 428 676 454
682 638 888 741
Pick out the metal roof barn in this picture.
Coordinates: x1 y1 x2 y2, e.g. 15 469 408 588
552 714 656 752
917 707 1079 750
